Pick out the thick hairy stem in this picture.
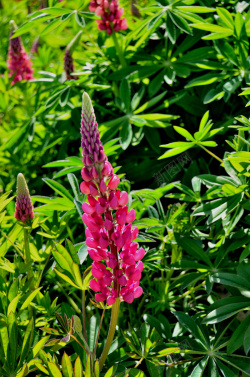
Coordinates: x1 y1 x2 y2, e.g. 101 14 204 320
99 298 120 371
24 228 32 281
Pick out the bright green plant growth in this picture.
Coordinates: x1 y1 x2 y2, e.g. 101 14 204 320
1 0 250 376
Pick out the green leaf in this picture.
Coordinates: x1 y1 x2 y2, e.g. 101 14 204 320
211 273 250 291
173 312 208 348
43 178 73 201
7 312 17 366
72 263 83 290
145 360 164 377
147 10 165 30
29 336 50 360
227 315 250 354
199 111 210 132
88 315 99 353
190 357 209 377
105 365 118 377
159 144 194 159
18 318 34 368
40 18 62 36
7 294 22 315
185 74 220 88
77 243 88 265
202 297 250 324
134 91 167 114
190 22 233 33
244 325 250 355
176 6 215 13
75 12 85 28
20 288 42 310
85 354 92 377
203 89 225 104
47 361 63 377
120 122 132 150
175 235 213 267
66 240 80 265
42 7 73 15
0 123 28 151
67 174 80 201
215 359 237 377
216 7 234 29
129 370 146 377
62 353 73 377
74 356 83 377
217 355 250 375
54 242 74 267
169 12 192 34
173 126 195 141
120 79 131 112
54 269 80 289
52 250 73 278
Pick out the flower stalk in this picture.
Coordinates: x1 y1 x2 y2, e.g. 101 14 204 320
98 298 120 371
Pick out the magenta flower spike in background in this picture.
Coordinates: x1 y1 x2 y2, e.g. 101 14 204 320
14 173 34 224
89 0 128 34
80 92 144 305
64 30 82 80
7 21 34 85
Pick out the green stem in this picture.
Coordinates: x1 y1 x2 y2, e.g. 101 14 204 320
70 334 88 354
57 282 81 314
99 298 120 371
213 341 228 352
111 32 127 68
93 308 105 359
24 228 32 281
171 281 205 304
200 145 223 163
0 229 24 259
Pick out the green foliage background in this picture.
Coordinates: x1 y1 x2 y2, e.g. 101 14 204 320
1 0 250 376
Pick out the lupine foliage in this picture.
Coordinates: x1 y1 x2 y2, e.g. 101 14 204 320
1 0 250 376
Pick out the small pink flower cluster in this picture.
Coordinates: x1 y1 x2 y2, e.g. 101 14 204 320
89 0 128 35
7 22 34 85
14 173 34 224
80 93 144 305
64 50 78 80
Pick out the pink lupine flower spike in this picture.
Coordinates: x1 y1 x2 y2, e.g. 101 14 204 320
80 92 144 305
14 173 34 224
7 21 34 85
89 0 128 34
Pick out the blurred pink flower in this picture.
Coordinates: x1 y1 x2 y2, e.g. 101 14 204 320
80 93 144 305
7 21 34 85
89 0 128 34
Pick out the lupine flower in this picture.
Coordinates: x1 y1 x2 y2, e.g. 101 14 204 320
7 21 34 85
89 0 128 35
80 93 144 305
64 31 82 80
14 173 34 224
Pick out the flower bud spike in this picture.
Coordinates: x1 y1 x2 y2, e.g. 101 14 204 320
14 173 34 224
8 21 34 85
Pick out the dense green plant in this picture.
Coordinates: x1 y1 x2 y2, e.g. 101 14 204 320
1 0 250 376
